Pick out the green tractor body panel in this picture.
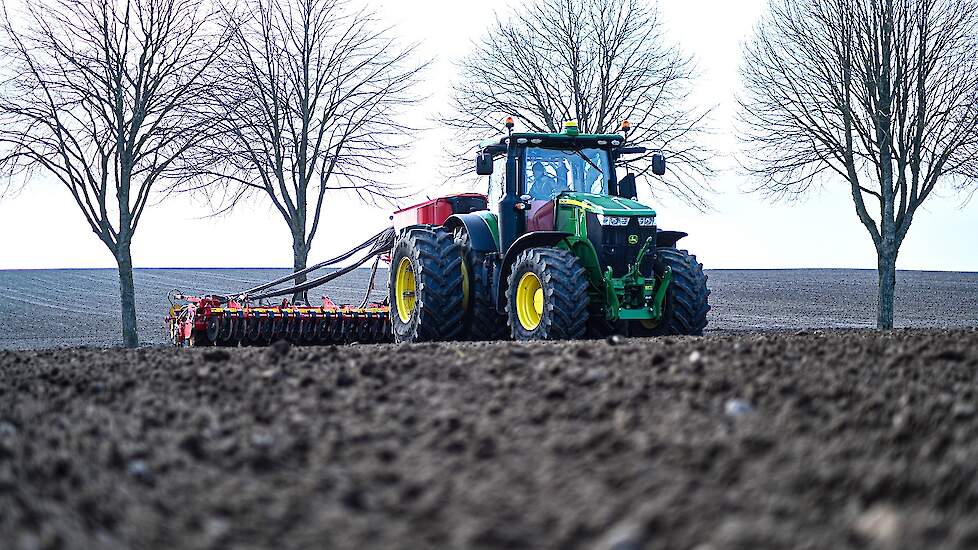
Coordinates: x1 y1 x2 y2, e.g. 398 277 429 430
549 193 664 322
555 192 656 217
474 210 500 249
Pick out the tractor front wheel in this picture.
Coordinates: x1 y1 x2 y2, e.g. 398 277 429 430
631 247 710 337
506 247 589 341
389 228 465 343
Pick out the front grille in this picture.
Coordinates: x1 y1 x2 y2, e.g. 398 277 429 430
586 215 656 277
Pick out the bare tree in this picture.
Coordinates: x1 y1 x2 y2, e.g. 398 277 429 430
447 0 712 206
0 0 228 346
740 0 978 329
195 0 423 300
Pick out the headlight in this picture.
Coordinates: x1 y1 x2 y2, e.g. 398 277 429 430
637 217 656 227
596 215 629 226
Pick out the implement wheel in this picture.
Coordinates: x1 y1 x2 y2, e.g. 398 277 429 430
506 247 588 341
389 228 465 343
631 247 710 337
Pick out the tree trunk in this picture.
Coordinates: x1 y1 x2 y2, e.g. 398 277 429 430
115 244 139 348
292 239 309 305
876 248 897 330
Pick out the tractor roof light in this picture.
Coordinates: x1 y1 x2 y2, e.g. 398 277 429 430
621 120 631 133
505 116 515 135
563 120 580 136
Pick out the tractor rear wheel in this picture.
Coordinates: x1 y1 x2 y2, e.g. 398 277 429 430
389 228 465 343
631 247 709 337
506 247 589 341
455 230 508 341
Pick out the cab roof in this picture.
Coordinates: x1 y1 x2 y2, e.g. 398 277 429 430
479 132 626 150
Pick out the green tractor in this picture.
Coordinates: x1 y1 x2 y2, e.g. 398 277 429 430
388 120 709 343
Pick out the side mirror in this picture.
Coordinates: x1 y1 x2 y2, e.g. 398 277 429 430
651 152 666 176
618 173 637 200
476 152 494 175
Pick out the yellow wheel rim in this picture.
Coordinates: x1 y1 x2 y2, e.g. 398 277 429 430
516 272 544 331
395 257 417 323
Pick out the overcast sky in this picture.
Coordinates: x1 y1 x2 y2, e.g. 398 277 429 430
1 0 976 271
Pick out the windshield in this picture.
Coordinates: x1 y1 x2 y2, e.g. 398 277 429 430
524 147 611 200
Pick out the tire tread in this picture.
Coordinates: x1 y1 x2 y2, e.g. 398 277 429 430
506 247 589 340
390 228 465 342
653 248 710 336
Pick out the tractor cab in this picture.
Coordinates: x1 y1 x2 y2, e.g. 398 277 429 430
486 138 615 232
475 121 665 252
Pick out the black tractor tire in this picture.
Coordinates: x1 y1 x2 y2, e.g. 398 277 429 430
389 228 465 343
631 247 710 337
455 229 508 341
506 247 589 341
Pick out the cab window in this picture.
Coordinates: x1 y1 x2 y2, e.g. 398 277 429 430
487 154 507 205
524 147 610 199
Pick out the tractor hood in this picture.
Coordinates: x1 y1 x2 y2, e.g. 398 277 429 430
556 192 656 217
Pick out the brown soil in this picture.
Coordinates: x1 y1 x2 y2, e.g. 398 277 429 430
2 330 978 549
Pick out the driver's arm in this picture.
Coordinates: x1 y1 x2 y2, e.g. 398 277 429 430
542 176 562 198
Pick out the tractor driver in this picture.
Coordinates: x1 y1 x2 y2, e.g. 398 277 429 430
528 161 564 200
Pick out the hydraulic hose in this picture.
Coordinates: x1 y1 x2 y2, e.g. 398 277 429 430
358 255 382 309
236 227 395 302
233 227 394 298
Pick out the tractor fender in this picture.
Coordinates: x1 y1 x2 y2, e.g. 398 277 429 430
444 213 497 253
495 231 573 313
656 230 689 249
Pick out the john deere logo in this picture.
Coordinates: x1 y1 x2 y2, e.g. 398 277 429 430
628 235 639 245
